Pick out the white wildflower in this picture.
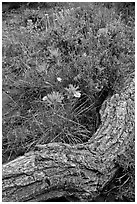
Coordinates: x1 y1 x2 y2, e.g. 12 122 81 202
97 28 108 37
42 92 64 104
42 96 48 101
74 92 81 98
65 84 81 98
48 47 59 57
82 53 87 57
27 19 33 23
57 77 62 82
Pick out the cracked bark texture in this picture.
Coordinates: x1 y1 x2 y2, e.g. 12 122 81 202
2 74 135 202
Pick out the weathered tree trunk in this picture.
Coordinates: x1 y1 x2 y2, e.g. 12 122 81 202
2 74 134 202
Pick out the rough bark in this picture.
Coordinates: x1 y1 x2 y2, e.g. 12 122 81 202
2 73 135 202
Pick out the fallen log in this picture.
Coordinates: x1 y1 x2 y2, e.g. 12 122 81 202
2 73 134 202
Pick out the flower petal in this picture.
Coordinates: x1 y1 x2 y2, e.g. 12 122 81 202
74 92 81 98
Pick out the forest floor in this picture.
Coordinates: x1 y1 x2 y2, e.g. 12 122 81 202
2 2 135 202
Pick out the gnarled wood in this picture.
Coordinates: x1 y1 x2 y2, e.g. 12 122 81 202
2 74 134 202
